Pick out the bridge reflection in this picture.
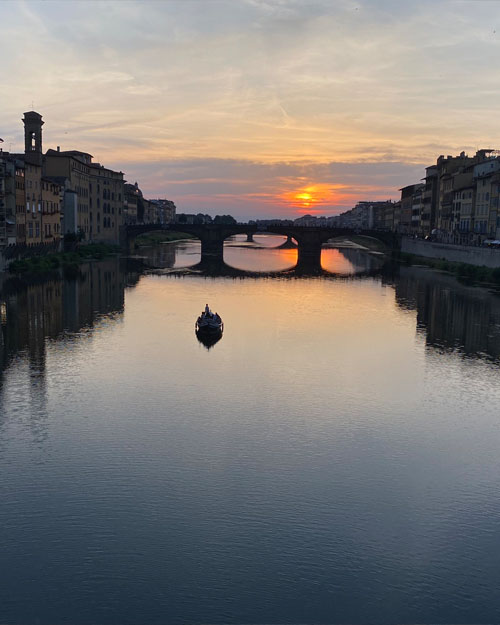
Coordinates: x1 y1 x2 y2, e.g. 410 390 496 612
2 250 499 389
139 237 385 278
123 223 398 273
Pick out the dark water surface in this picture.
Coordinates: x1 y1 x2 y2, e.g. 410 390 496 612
1 236 500 624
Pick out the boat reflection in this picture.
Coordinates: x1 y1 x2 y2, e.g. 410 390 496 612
195 328 223 350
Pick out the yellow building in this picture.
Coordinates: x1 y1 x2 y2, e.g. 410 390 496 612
41 177 62 245
24 162 42 244
44 149 91 239
89 163 124 244
15 163 25 244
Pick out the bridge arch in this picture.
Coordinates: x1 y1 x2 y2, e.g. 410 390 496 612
121 224 399 272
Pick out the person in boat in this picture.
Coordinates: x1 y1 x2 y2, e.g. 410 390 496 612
205 304 210 315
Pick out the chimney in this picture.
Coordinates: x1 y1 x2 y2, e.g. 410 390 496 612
57 146 60 152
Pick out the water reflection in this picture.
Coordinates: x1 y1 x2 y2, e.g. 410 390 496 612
320 246 382 275
224 239 298 272
0 258 133 385
3 245 500 624
2 245 500 378
393 265 500 361
195 328 223 350
140 236 383 276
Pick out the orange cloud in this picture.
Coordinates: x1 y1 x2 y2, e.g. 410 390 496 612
281 183 351 213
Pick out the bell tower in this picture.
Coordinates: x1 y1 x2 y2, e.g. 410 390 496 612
23 111 44 166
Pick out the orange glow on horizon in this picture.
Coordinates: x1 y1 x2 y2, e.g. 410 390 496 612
282 183 351 214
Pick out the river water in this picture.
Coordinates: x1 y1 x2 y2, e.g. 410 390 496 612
1 235 500 624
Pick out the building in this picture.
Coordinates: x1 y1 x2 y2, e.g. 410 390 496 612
44 148 91 239
0 155 21 248
453 182 475 244
4 112 62 249
2 110 177 256
41 177 62 245
0 157 7 252
89 163 124 244
335 201 396 230
410 184 425 235
399 185 418 234
142 198 157 224
14 161 25 245
472 157 500 242
22 112 45 245
149 199 176 224
24 160 43 244
420 165 438 236
124 182 141 225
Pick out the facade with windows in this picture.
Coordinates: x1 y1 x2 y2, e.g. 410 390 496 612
41 178 62 244
24 162 43 245
0 158 7 251
89 163 124 244
44 149 91 239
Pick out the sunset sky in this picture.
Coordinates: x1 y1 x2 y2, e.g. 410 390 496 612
2 0 500 219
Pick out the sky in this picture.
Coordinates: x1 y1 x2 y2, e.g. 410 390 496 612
2 0 500 220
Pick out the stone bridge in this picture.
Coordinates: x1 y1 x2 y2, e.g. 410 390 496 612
120 223 399 272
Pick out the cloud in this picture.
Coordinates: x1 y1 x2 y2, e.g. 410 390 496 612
1 0 500 217
120 157 425 219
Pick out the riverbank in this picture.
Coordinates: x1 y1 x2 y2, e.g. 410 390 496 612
7 243 120 275
394 250 500 288
402 236 500 268
328 235 389 254
134 231 192 247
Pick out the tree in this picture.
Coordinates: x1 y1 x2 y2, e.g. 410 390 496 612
213 214 236 224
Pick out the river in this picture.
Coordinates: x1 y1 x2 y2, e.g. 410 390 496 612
1 235 500 624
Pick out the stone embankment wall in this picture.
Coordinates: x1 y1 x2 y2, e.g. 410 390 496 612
0 241 62 272
401 237 500 268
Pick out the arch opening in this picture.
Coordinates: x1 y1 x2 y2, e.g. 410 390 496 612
131 228 201 269
319 236 385 275
223 233 298 272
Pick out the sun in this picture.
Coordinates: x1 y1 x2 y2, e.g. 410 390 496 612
295 192 313 207
281 182 351 214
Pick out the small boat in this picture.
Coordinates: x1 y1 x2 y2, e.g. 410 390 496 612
195 304 223 334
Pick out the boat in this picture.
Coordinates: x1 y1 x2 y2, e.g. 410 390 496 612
195 304 223 334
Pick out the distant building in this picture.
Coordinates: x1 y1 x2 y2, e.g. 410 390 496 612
335 201 395 230
149 199 176 224
124 182 141 225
